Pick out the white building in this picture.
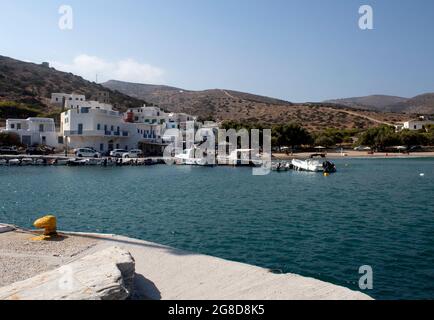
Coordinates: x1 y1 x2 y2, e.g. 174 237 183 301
3 118 59 147
126 106 169 125
51 93 86 109
402 117 434 131
61 101 168 153
56 93 199 154
61 104 131 153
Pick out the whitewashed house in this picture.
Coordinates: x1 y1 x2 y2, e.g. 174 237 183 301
4 118 59 147
51 93 86 109
61 103 133 153
402 117 434 131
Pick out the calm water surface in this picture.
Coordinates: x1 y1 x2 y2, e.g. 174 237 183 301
1 158 433 299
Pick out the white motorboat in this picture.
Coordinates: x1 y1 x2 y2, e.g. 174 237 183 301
291 158 336 173
175 147 214 166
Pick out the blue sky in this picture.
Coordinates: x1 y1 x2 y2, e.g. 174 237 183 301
1 0 433 102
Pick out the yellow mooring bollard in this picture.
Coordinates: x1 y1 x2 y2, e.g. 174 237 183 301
31 215 59 241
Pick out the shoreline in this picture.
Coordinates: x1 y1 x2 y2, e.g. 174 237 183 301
0 225 372 300
273 151 434 160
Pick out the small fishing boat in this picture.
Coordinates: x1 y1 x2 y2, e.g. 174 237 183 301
271 161 292 172
21 158 34 166
84 158 102 166
8 159 21 166
67 158 87 166
34 159 47 166
51 159 69 166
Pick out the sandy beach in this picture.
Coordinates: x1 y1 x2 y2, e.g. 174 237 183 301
273 150 434 160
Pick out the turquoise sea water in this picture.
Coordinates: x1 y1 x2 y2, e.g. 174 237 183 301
1 158 433 299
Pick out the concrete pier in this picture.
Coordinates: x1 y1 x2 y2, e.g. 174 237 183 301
0 227 372 300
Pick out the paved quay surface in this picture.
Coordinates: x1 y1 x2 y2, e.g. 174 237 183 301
0 227 372 300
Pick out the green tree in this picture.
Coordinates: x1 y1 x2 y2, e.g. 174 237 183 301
358 125 400 150
399 130 428 146
314 135 335 148
272 123 312 149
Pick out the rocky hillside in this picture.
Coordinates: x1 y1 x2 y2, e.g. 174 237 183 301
0 55 146 120
103 80 409 131
0 55 412 131
326 93 434 114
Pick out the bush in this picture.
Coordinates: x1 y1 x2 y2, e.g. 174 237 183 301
0 101 41 119
0 132 21 147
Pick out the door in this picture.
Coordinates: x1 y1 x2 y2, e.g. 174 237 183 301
108 140 114 151
78 123 83 135
22 136 31 146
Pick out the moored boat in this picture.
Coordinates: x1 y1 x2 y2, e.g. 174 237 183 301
175 147 215 166
271 161 292 172
291 158 336 173
8 159 21 166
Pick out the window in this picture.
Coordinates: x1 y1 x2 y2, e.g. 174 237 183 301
58 136 64 144
17 123 21 130
100 143 104 151
10 124 15 129
39 124 44 132
111 125 114 131
97 124 101 130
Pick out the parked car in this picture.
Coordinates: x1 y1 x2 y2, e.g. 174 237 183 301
75 148 101 158
0 147 19 155
408 145 423 152
354 146 371 151
110 149 128 157
122 149 144 158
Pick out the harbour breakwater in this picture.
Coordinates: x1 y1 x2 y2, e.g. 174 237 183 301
0 225 372 300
